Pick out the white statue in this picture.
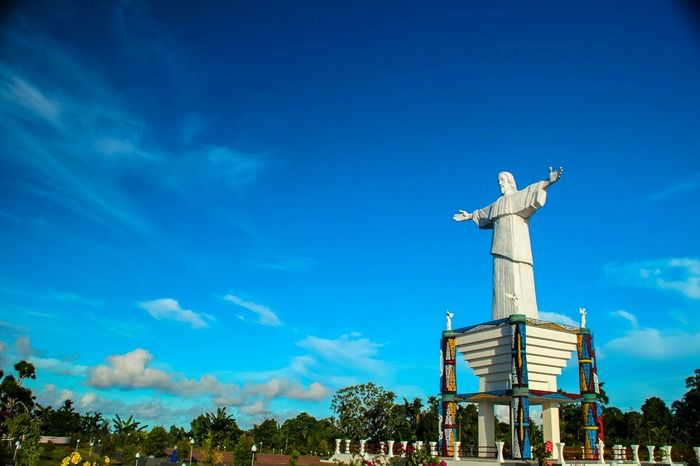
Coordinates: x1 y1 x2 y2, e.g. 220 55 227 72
453 167 563 320
446 310 454 330
579 307 587 328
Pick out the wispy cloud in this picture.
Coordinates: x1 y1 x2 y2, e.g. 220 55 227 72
297 332 389 378
138 298 212 329
1 28 268 232
245 256 313 272
650 172 700 201
49 291 103 308
539 311 578 327
611 309 639 329
223 294 282 326
605 327 700 360
603 257 700 299
31 356 89 377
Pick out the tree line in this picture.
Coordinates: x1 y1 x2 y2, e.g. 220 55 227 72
1 360 699 466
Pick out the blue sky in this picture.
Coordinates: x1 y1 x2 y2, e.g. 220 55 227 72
1 0 700 428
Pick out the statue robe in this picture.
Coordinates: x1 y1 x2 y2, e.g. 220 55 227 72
472 181 548 319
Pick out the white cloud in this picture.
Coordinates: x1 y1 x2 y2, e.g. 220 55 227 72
223 294 282 326
604 257 700 299
605 327 700 360
15 336 32 357
86 348 329 409
651 172 700 201
238 400 268 416
0 341 7 369
611 309 639 329
37 384 74 407
31 356 89 377
539 311 578 327
139 298 211 329
79 392 98 408
243 378 329 401
297 333 388 376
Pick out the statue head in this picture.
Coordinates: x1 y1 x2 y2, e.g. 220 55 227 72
498 171 517 194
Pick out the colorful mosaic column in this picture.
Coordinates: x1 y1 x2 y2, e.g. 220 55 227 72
510 314 531 460
577 327 602 460
440 330 458 457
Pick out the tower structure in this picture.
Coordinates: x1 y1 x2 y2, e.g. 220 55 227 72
443 168 604 460
577 323 603 459
439 328 458 456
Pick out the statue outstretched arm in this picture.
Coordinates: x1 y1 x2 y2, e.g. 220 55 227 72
453 209 473 222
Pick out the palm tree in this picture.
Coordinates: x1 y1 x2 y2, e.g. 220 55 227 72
112 414 148 435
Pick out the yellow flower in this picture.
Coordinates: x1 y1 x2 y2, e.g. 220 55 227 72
84 461 91 466
104 456 111 465
62 457 71 466
71 452 82 464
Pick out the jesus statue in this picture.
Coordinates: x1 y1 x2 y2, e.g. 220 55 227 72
453 167 563 320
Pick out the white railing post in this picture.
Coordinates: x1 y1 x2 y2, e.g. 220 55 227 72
454 441 461 461
344 439 351 455
401 441 408 458
598 440 606 464
359 440 366 457
387 440 394 458
647 446 655 464
631 445 640 465
496 441 504 464
662 446 672 465
556 443 566 466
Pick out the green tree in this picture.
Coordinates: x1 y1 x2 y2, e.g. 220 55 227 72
389 398 421 441
253 419 281 451
80 411 110 440
622 410 644 444
0 361 36 416
190 407 242 449
145 426 170 456
559 402 583 446
113 414 148 436
640 397 672 444
280 413 319 454
672 368 700 446
233 434 254 466
168 425 188 446
602 406 626 445
331 383 395 441
4 412 42 466
39 400 81 436
457 404 478 446
417 396 439 442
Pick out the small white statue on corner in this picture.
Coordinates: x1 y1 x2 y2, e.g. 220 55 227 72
579 307 587 328
446 310 454 330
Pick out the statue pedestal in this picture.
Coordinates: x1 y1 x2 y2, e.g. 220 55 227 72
452 316 579 459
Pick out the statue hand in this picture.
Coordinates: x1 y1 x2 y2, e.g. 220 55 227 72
548 166 564 183
453 209 472 221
